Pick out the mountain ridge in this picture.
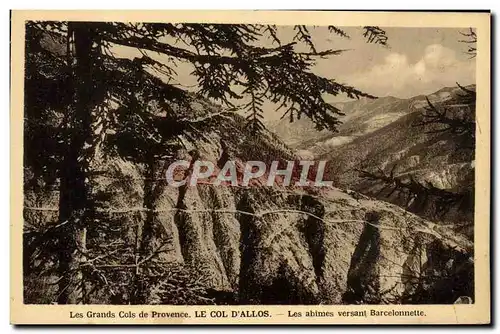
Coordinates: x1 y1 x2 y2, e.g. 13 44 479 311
24 89 474 305
269 84 476 227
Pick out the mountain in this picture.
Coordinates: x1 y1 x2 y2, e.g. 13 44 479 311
269 95 411 155
25 92 473 305
23 29 473 305
269 85 476 228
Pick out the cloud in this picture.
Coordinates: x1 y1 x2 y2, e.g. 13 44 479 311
343 44 475 98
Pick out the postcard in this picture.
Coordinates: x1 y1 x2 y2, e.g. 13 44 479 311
10 10 491 324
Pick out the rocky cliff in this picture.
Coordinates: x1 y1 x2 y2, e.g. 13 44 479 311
24 98 474 305
270 85 476 228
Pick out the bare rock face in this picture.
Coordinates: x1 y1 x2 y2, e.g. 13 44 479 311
164 183 473 304
23 91 473 304
24 151 473 305
269 85 476 226
107 156 471 305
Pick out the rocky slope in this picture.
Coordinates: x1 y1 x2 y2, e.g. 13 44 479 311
269 95 411 153
270 85 475 227
24 95 473 305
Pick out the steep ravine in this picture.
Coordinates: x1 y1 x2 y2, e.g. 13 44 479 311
25 151 474 305
92 152 473 304
24 98 474 304
269 85 476 227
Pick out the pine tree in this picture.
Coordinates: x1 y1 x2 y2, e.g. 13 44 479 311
459 27 477 59
24 22 388 304
355 28 477 223
413 84 476 150
413 27 477 150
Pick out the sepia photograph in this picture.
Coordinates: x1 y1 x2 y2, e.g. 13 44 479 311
10 10 491 324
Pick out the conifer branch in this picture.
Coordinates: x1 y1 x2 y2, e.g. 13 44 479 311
363 26 388 46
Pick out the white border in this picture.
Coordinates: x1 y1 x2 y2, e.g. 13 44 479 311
3 2 498 333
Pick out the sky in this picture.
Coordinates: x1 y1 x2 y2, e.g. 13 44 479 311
259 26 476 121
115 26 476 122
312 27 476 99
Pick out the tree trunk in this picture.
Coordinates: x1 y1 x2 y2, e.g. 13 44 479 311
131 154 156 304
141 154 157 257
56 23 95 304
